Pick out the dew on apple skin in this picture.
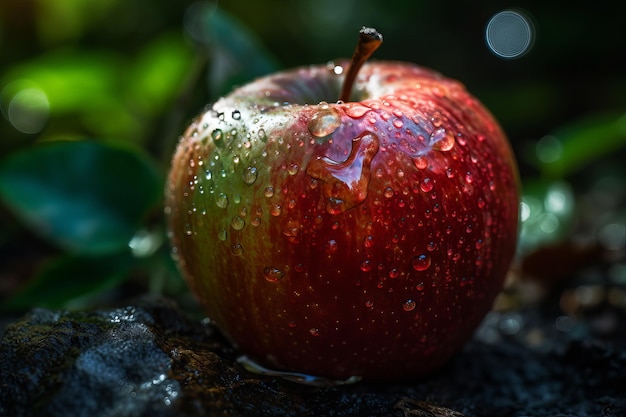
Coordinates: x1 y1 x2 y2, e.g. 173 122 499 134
231 216 245 231
402 299 417 312
263 267 285 282
325 239 338 254
413 156 428 170
242 166 258 185
264 186 274 198
271 204 282 216
383 187 394 198
309 328 320 337
344 103 370 119
231 243 243 256
232 110 241 120
420 178 433 193
258 128 267 142
211 128 223 143
411 254 432 271
218 229 227 241
215 192 229 208
430 128 455 151
308 107 341 138
288 163 300 175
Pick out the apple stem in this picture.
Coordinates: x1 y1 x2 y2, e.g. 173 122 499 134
339 27 383 103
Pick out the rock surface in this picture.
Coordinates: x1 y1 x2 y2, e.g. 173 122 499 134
1 295 625 417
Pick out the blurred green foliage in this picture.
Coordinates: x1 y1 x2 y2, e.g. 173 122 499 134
0 0 625 311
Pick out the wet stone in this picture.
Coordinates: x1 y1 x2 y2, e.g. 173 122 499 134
1 296 625 416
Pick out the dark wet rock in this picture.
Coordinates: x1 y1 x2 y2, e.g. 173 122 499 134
1 296 625 417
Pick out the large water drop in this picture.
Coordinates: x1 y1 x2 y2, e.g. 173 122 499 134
411 254 432 271
306 131 380 215
430 128 455 151
308 107 341 138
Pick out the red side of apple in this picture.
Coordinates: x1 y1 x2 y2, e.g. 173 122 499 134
166 61 519 381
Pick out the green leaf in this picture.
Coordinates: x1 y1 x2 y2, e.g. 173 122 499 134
0 139 163 255
187 4 279 98
1 252 134 311
125 33 195 116
538 111 626 178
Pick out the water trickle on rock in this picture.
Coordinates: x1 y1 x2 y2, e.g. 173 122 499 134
306 132 380 214
308 107 342 138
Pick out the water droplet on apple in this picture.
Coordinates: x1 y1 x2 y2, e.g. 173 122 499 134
309 328 320 337
345 103 370 119
264 186 274 198
258 128 267 142
306 132 380 214
325 239 338 254
231 243 243 256
231 216 245 230
384 187 394 198
308 107 341 138
287 163 300 175
232 110 241 120
402 299 417 311
271 204 282 216
211 128 223 144
365 300 374 308
388 268 400 278
360 259 373 272
413 156 428 170
242 166 258 185
430 128 455 151
420 178 433 193
218 229 227 241
216 192 229 208
393 119 403 128
263 267 285 282
411 254 431 271
364 235 374 248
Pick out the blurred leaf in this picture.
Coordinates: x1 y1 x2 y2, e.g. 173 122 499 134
0 139 163 255
538 111 626 178
1 251 134 311
1 50 143 140
518 179 575 254
186 4 279 98
2 50 121 114
35 0 119 44
125 33 194 116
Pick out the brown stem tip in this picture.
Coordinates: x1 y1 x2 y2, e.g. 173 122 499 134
339 27 383 103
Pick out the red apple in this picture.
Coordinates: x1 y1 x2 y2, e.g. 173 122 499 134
166 28 519 382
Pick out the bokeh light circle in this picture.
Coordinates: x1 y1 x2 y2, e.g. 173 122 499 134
485 10 535 59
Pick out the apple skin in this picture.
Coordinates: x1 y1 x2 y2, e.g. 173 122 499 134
166 61 519 381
